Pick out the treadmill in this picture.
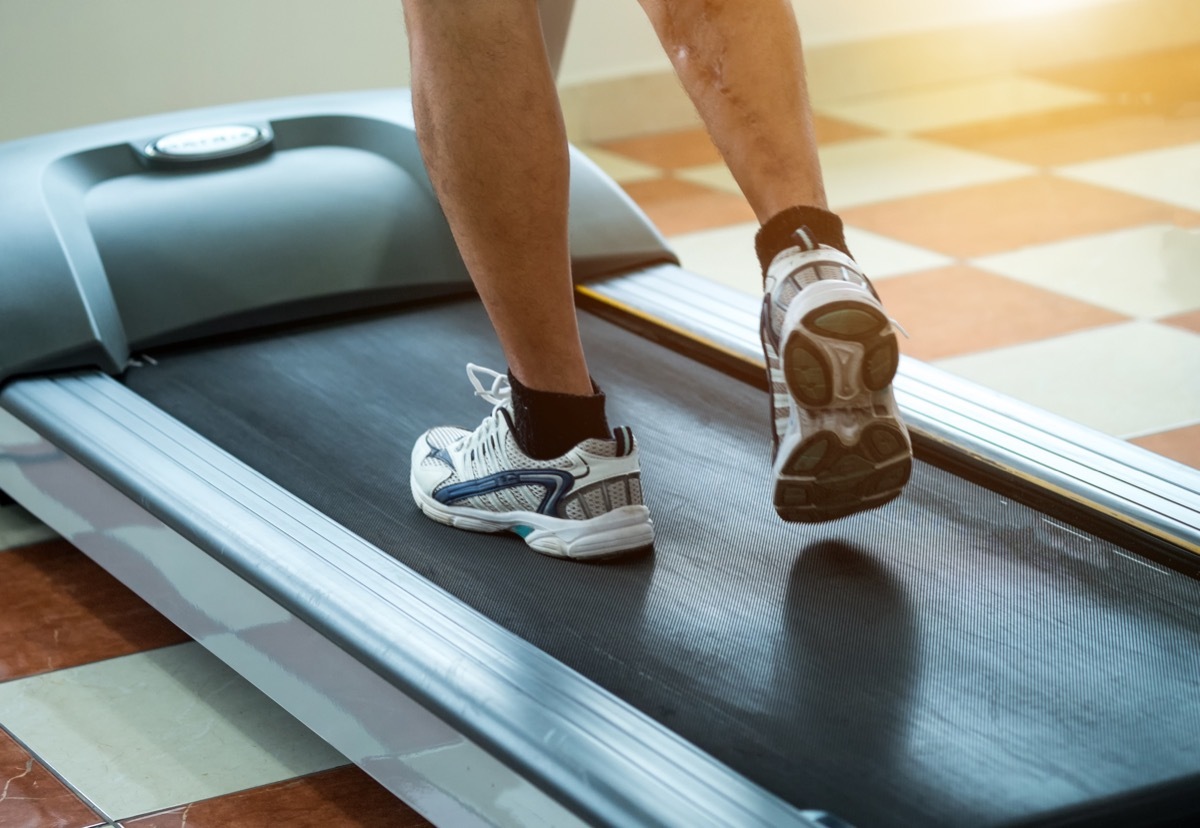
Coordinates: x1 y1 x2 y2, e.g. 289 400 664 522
2 19 1200 828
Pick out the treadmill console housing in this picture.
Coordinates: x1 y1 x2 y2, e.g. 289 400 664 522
0 90 675 384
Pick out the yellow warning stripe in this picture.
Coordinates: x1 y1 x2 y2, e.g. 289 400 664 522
575 283 756 369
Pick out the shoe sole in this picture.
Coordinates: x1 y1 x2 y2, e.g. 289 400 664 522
411 479 654 561
774 297 912 522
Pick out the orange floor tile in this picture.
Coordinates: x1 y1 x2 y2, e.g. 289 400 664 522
120 767 427 828
838 175 1200 259
920 104 1200 166
873 266 1128 361
620 176 756 235
0 728 104 828
0 542 189 681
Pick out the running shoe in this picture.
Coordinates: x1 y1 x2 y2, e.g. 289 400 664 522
410 364 654 560
761 228 912 522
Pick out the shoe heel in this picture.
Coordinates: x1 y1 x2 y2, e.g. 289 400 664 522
784 300 898 408
773 421 912 523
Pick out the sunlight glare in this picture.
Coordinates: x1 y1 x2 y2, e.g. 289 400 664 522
986 0 1107 19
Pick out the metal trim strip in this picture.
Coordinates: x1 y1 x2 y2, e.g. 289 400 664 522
579 265 1200 563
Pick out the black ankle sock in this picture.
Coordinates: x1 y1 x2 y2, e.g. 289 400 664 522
754 205 852 276
508 370 610 460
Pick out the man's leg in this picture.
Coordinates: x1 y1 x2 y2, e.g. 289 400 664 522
637 0 827 220
403 0 653 559
403 0 590 398
639 0 912 521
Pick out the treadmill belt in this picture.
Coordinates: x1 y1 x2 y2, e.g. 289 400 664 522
123 297 1200 827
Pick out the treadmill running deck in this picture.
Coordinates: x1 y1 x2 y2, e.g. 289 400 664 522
121 297 1200 828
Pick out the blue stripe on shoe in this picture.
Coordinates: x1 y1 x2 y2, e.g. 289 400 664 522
434 469 577 515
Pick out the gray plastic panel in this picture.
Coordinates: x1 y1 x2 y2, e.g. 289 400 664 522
0 89 675 383
88 116 457 348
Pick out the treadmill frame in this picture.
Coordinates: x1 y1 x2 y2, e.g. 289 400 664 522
1 4 1198 814
3 263 1199 825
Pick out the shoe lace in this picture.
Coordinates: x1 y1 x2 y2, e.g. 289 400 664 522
457 364 512 467
466 363 512 409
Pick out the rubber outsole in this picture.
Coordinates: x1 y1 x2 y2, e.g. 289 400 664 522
773 422 912 522
411 479 654 561
774 298 912 523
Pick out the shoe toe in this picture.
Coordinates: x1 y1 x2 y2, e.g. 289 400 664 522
410 427 466 492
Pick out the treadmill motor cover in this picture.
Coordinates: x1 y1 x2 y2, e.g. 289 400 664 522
0 90 674 384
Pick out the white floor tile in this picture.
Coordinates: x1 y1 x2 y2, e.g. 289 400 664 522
935 321 1200 437
680 138 1033 210
817 137 1034 210
668 222 760 294
666 222 954 295
973 225 1200 319
675 162 741 195
0 504 56 551
844 227 955 279
818 77 1101 134
1059 142 1200 211
0 643 346 820
576 146 661 184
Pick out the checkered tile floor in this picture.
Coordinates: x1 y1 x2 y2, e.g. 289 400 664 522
2 45 1198 827
589 47 1200 464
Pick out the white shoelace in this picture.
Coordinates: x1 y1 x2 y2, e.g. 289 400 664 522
467 363 512 408
458 364 513 469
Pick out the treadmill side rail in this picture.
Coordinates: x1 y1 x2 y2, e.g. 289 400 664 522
0 372 825 828
579 265 1200 571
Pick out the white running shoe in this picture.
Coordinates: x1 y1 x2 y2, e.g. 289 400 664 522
761 229 912 522
410 365 654 560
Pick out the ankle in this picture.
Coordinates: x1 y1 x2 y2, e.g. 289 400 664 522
508 370 611 460
755 206 852 277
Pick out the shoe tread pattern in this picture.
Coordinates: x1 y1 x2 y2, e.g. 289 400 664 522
776 298 910 522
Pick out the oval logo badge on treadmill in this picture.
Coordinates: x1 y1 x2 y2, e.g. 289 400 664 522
146 125 270 161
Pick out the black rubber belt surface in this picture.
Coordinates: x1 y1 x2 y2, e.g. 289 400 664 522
124 297 1200 827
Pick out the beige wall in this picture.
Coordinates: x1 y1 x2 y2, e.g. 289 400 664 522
0 0 1173 143
559 0 1133 84
0 0 409 142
